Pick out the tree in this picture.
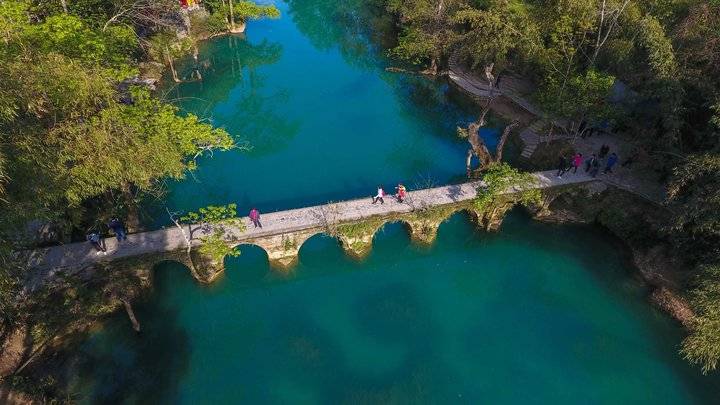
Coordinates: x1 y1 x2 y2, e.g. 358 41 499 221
474 162 541 212
537 69 616 139
457 99 518 175
590 0 632 66
147 30 192 82
168 204 245 280
45 87 234 205
452 0 538 73
681 263 720 374
667 153 720 252
386 0 465 74
204 0 280 33
102 0 180 32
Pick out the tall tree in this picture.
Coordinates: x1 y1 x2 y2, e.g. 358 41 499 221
537 69 616 138
386 0 465 74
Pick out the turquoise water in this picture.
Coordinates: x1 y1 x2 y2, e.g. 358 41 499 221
157 0 501 217
68 0 720 403
71 213 719 403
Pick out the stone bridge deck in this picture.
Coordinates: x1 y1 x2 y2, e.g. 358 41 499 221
28 170 598 281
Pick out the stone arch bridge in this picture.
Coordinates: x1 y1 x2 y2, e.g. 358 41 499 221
28 171 602 285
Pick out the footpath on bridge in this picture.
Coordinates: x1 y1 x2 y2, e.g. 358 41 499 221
28 170 596 273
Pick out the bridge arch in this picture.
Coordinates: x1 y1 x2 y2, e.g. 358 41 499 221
224 244 272 284
231 228 324 271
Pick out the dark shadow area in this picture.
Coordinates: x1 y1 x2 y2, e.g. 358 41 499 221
67 261 192 404
445 184 465 202
224 244 271 286
296 233 358 278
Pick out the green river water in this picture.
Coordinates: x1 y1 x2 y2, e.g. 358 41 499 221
68 1 720 403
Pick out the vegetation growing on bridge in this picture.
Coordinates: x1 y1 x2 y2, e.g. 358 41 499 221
178 204 244 270
475 163 541 212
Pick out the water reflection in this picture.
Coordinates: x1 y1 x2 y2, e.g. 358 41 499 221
286 0 393 69
168 36 301 155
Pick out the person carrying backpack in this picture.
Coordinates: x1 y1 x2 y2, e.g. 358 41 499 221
87 231 106 255
108 218 127 242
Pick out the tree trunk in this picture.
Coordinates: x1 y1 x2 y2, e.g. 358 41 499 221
423 57 438 76
485 63 496 90
167 52 180 82
120 181 140 232
466 149 473 177
546 123 555 144
228 0 236 31
467 122 494 171
494 122 520 163
121 299 141 333
60 0 68 13
465 99 494 173
166 208 203 280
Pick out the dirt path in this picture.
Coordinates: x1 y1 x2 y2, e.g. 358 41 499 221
447 62 667 203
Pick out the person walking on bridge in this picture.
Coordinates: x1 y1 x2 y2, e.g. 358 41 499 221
556 155 569 178
585 154 597 173
395 183 407 203
108 217 127 242
604 153 618 174
249 208 262 228
571 153 583 174
372 186 385 204
87 231 106 255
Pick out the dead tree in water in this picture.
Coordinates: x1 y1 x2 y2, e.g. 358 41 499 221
121 298 141 333
460 99 519 177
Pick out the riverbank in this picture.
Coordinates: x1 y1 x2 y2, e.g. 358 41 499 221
445 60 694 326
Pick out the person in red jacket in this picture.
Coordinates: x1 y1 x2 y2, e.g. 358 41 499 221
395 183 407 203
249 208 262 228
571 153 583 174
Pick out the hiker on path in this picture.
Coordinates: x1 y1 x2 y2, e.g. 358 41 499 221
571 153 583 174
585 154 597 172
372 186 385 204
87 231 106 255
395 184 407 203
556 155 569 178
599 144 610 159
249 208 262 228
108 218 127 242
604 153 619 174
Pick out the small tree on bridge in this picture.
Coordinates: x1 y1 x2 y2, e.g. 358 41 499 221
168 204 244 280
474 163 541 213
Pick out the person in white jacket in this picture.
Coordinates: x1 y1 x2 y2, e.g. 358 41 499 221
372 186 385 204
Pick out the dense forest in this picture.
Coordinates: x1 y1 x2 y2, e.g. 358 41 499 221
381 0 720 373
1 0 719 398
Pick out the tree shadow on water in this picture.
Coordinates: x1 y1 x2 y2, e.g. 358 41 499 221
71 303 191 404
285 0 393 70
